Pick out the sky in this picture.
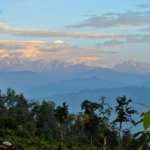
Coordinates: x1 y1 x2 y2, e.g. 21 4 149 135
0 0 150 71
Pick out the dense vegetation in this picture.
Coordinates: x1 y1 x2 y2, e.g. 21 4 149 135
0 88 149 150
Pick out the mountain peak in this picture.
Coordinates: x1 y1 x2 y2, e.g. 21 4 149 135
113 61 150 74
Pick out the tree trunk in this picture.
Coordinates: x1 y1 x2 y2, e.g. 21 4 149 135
118 122 122 150
60 126 64 144
90 136 93 146
103 136 107 150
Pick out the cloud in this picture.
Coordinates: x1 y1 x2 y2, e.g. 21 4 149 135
1 36 150 67
0 22 150 47
0 22 149 41
142 26 150 32
0 33 149 64
70 56 98 65
0 39 116 54
53 40 64 44
114 60 150 72
68 55 114 68
69 11 150 29
0 40 65 61
137 2 150 9
0 22 107 39
0 39 118 71
103 40 125 47
0 40 27 50
96 34 150 48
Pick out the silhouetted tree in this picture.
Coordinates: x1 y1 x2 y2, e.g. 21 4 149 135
114 96 136 150
55 102 69 144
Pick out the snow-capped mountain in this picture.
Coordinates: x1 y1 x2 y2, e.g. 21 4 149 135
114 61 150 74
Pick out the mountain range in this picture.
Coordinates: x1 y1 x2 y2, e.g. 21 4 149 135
0 61 150 111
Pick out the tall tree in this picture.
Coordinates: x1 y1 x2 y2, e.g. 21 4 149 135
81 100 100 145
114 96 136 150
55 102 69 144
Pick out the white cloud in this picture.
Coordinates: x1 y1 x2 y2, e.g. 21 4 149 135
53 40 64 44
0 22 149 42
0 39 118 71
69 11 150 29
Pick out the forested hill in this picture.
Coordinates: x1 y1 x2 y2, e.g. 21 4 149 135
0 88 149 150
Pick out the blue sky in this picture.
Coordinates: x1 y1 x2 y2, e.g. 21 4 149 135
0 0 150 71
0 0 145 28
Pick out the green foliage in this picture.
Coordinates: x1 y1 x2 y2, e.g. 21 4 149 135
114 96 137 128
143 111 150 130
130 111 150 149
0 88 149 150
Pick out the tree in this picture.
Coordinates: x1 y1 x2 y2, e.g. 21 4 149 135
31 100 56 140
55 102 69 144
81 100 100 145
114 96 136 150
130 111 150 150
97 97 114 150
0 88 147 149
